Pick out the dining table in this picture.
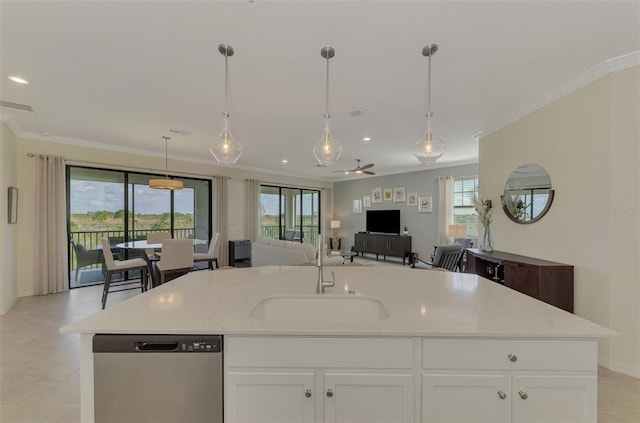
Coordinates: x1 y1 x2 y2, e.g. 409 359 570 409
115 239 208 287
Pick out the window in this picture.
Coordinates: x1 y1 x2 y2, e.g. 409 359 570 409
259 185 321 247
67 166 211 288
453 177 479 237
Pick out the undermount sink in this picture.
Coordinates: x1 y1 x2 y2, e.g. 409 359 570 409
250 295 390 322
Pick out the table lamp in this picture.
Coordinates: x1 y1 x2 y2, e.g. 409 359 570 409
330 220 341 250
447 224 467 240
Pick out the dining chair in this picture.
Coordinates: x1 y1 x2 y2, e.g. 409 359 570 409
146 231 172 260
70 239 103 282
155 239 194 285
414 244 464 272
100 238 150 309
194 233 220 270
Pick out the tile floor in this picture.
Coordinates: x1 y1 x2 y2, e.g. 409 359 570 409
1 263 638 422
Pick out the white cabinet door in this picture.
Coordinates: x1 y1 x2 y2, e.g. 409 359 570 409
324 373 414 423
512 375 596 423
225 371 315 423
422 373 510 423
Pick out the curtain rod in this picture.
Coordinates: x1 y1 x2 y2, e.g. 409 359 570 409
27 153 229 180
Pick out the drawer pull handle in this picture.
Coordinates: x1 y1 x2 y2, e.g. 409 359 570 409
326 389 334 398
305 389 312 398
508 353 518 362
518 391 528 400
497 391 507 400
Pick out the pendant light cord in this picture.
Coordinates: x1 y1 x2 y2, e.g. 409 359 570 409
223 49 230 129
325 53 330 119
163 136 170 178
425 50 433 136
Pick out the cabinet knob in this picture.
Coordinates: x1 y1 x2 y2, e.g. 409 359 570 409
518 391 528 400
508 353 518 362
326 389 334 398
305 389 312 398
497 390 507 400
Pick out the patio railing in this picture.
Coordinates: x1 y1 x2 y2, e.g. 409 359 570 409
259 225 319 248
70 228 195 270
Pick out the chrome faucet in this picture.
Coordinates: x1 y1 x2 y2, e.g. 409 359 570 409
316 237 335 294
316 265 336 294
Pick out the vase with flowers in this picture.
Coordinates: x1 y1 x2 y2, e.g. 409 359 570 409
474 198 494 252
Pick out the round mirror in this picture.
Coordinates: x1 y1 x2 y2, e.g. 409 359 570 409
501 163 554 224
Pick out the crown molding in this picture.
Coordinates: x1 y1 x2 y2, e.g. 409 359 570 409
473 50 640 141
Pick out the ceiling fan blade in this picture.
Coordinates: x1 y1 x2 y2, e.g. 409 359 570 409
360 163 374 170
364 170 376 175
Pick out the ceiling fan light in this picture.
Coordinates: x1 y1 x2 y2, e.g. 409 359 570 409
413 135 445 165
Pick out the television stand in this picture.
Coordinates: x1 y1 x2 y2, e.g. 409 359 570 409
353 233 412 265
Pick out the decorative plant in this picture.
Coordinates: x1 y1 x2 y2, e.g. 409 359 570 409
503 194 530 220
473 198 494 228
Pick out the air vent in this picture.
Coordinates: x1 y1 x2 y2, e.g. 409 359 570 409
0 100 34 112
168 128 191 136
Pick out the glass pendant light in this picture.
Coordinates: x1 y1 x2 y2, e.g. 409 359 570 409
313 46 343 166
413 43 446 165
149 136 184 190
210 44 242 164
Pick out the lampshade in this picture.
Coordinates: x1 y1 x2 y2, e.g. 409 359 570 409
330 220 341 229
210 44 242 165
313 46 343 166
447 224 467 238
149 136 183 190
414 43 446 165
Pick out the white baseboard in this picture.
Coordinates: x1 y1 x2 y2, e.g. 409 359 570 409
599 354 640 379
608 360 640 379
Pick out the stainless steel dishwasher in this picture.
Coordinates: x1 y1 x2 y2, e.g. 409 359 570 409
93 334 223 423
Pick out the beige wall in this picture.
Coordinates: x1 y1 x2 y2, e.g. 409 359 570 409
12 133 332 298
479 66 640 377
1 123 19 314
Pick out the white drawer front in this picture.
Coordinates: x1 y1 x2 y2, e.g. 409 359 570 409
227 336 413 368
422 338 597 371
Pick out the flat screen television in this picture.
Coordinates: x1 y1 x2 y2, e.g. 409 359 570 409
366 210 400 235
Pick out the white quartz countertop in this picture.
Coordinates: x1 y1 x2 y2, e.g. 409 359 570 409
61 266 614 338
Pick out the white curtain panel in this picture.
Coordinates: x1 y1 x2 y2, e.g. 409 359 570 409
214 176 230 267
245 179 261 242
437 176 455 245
34 155 69 294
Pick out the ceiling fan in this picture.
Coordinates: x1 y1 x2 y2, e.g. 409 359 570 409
331 159 375 175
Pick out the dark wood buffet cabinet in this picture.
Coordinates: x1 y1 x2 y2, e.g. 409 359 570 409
465 248 574 313
353 233 412 265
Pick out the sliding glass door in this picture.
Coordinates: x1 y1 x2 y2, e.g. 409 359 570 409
67 166 211 288
259 185 320 247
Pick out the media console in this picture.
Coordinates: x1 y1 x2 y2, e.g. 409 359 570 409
465 248 574 313
353 233 412 265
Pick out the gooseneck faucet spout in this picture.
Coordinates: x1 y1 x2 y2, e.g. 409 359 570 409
316 236 335 294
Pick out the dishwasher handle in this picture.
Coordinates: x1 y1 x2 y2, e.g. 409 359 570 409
136 342 179 351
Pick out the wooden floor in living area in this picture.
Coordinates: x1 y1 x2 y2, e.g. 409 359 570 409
1 273 638 423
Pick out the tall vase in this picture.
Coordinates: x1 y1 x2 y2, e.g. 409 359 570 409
480 224 494 252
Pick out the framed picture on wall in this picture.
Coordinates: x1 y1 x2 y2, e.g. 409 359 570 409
393 186 406 203
363 196 371 208
372 188 382 203
406 192 418 207
418 195 432 213
383 188 393 202
353 199 362 214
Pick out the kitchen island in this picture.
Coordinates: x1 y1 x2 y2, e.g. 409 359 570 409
62 266 614 423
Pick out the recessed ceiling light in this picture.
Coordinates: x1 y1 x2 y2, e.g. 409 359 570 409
362 137 371 142
8 76 29 84
344 171 349 175
281 159 288 163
